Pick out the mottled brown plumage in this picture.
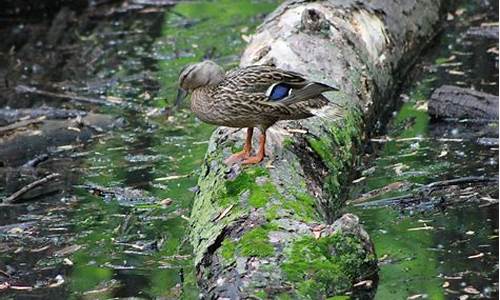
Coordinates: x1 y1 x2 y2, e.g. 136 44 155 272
178 60 339 165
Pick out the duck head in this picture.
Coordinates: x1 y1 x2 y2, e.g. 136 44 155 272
176 60 225 107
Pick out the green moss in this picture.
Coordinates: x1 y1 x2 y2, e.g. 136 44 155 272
239 225 276 257
249 181 277 208
281 232 375 298
265 205 280 221
276 293 293 300
223 168 276 208
253 290 267 299
306 108 363 217
283 192 319 222
282 137 294 148
225 172 254 197
220 239 236 263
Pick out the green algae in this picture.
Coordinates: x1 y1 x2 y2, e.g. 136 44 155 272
281 232 375 298
69 1 282 296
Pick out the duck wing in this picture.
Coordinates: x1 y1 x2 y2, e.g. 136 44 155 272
224 65 339 106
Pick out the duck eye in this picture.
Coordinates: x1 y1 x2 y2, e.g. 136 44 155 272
269 83 291 101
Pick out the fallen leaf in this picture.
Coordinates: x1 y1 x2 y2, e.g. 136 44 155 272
48 275 65 288
160 198 173 206
467 252 484 259
407 294 426 299
408 225 434 231
353 280 373 288
63 258 74 266
287 128 308 134
10 285 33 291
312 225 325 239
214 204 234 222
0 282 9 290
455 8 466 16
7 227 24 234
54 244 82 257
352 177 366 184
31 245 50 253
154 174 190 181
463 286 480 294
438 150 448 157
486 47 499 54
448 70 465 75
67 126 81 132
106 96 123 104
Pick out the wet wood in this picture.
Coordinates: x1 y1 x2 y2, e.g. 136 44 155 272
466 26 499 40
353 176 498 208
0 108 87 126
0 112 119 167
428 85 499 120
0 116 46 135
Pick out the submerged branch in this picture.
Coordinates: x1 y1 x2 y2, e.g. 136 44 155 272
3 173 60 204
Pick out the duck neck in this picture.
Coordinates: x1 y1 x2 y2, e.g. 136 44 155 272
190 86 214 117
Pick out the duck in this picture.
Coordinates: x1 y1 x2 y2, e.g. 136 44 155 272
176 60 340 165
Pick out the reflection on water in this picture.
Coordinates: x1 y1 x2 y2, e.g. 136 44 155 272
69 1 280 299
0 1 280 299
347 0 498 299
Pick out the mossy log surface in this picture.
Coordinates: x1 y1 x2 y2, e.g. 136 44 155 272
189 0 444 298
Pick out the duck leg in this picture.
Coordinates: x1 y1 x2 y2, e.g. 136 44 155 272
242 130 266 165
224 127 253 165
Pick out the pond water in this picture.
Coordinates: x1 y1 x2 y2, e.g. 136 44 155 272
1 1 280 299
346 1 499 299
0 0 497 299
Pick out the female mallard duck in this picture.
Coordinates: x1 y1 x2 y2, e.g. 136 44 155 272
177 60 339 165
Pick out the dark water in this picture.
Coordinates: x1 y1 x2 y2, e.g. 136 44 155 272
346 1 499 299
0 1 280 299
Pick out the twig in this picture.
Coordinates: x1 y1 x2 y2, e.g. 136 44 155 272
425 176 497 189
370 136 464 143
3 173 60 204
16 84 113 106
22 154 50 169
15 85 143 112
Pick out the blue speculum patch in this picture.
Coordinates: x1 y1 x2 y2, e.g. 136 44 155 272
269 83 291 101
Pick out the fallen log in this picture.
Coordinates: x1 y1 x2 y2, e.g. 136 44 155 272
466 25 499 40
0 112 120 167
428 85 499 120
188 0 445 298
2 173 60 204
0 107 87 126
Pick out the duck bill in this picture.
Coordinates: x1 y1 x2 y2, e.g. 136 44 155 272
175 88 188 108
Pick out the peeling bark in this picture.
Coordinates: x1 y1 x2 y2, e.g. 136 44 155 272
189 0 445 298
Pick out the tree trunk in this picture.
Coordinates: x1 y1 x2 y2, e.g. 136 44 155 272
189 0 445 298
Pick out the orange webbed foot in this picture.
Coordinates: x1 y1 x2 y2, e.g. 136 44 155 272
224 150 251 165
